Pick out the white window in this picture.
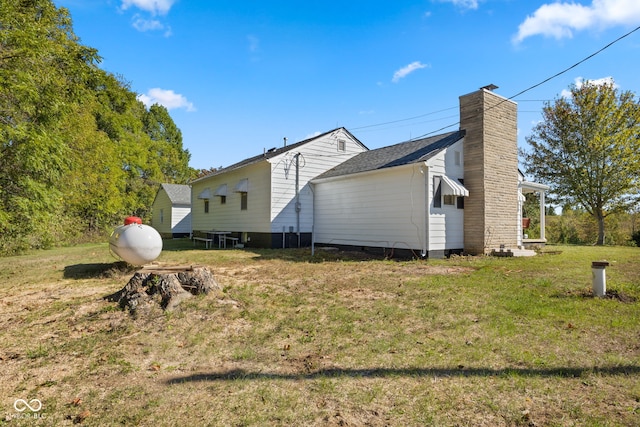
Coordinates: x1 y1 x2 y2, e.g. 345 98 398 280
337 139 346 152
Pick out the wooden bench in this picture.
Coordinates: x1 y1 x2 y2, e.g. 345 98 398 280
192 237 213 249
224 236 239 248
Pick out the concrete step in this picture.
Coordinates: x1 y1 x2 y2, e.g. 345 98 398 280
491 248 537 257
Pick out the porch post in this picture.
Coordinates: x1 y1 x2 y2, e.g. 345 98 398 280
539 190 546 241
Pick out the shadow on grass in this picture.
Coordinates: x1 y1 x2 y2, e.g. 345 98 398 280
552 287 638 303
160 238 397 263
63 261 136 279
166 365 640 384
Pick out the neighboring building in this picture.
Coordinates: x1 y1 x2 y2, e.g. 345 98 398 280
190 128 368 248
151 183 192 238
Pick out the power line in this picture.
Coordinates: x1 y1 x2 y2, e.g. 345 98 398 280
507 24 640 101
350 106 458 131
352 26 640 139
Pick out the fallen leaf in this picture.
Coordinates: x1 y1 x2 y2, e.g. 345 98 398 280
74 409 91 424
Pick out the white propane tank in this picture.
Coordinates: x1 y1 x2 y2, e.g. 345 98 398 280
109 217 163 265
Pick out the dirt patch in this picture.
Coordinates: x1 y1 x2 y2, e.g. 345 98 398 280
555 287 638 303
602 289 637 303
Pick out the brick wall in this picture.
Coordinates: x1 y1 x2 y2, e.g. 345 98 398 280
460 88 518 254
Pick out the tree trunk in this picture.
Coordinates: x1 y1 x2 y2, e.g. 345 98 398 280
106 265 222 315
596 211 606 245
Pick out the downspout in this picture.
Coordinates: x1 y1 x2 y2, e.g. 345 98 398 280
295 152 301 247
311 183 315 256
422 164 429 258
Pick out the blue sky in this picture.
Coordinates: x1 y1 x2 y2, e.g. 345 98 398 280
55 0 640 171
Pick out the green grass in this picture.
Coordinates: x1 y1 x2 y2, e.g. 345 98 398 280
0 241 638 426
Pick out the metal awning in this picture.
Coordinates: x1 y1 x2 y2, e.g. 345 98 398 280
234 179 248 193
214 184 227 197
197 188 212 199
520 180 549 193
441 175 469 197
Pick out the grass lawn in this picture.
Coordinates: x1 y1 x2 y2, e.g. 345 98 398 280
0 241 638 426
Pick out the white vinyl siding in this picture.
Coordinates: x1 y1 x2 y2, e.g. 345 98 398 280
314 138 466 254
151 190 192 236
171 206 191 234
314 163 428 251
427 140 465 251
191 163 272 233
151 190 173 235
269 128 367 234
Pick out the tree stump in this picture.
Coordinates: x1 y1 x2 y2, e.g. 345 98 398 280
107 265 222 315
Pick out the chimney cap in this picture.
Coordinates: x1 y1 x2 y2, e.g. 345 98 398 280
481 84 498 91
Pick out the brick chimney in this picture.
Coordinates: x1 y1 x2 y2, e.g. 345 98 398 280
460 86 519 255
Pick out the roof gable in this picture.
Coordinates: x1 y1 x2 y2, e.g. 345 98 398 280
192 127 366 183
315 130 465 180
161 183 191 205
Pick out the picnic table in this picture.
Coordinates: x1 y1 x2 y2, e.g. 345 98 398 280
206 231 238 248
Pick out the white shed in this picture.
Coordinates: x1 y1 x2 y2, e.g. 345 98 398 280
151 183 192 238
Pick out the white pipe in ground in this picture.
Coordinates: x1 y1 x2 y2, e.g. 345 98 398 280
591 261 610 297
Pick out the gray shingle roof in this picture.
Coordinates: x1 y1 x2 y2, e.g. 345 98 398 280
161 183 191 205
192 127 365 183
315 130 465 180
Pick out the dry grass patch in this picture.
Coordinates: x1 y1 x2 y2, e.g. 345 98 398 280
0 242 638 426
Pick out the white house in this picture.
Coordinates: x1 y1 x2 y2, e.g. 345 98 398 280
189 128 368 247
187 86 548 257
151 183 192 238
311 131 467 258
311 86 548 257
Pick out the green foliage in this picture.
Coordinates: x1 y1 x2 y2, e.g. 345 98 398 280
522 80 640 245
546 209 637 246
0 0 194 254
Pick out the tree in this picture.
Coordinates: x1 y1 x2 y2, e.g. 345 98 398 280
143 104 193 184
522 80 640 245
0 0 100 251
0 0 193 253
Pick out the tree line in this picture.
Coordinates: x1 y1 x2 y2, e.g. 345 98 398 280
0 0 194 254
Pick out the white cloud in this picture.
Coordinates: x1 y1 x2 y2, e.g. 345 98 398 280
138 88 195 112
121 0 176 15
436 0 479 10
392 61 430 83
560 76 618 97
131 14 173 35
514 0 640 43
